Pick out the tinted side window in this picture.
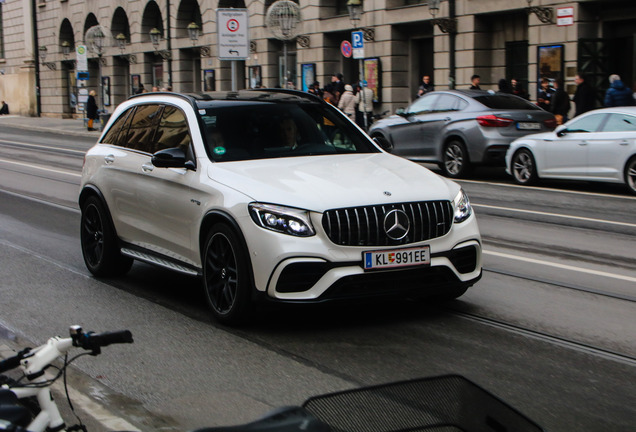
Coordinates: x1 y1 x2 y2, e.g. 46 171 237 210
566 113 607 133
473 94 541 110
602 114 636 132
154 105 192 153
123 104 163 153
408 94 439 114
101 107 134 146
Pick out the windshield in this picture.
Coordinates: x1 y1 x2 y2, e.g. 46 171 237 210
197 101 380 162
473 94 541 110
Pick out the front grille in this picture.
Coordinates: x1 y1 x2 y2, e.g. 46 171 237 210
321 201 453 247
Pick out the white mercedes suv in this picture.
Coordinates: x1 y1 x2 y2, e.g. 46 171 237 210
79 90 482 324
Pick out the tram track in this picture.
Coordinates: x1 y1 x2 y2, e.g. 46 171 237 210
447 306 636 367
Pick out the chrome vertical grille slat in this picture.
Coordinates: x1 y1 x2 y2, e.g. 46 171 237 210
321 201 453 247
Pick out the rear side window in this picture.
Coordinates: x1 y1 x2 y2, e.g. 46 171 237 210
101 107 134 146
473 94 541 110
602 113 636 132
123 104 163 153
154 105 192 153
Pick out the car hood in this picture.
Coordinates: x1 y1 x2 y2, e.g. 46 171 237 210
207 153 459 211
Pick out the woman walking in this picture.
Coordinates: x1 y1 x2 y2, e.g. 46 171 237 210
86 90 99 131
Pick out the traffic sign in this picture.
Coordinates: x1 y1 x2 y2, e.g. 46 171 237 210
352 31 364 59
341 40 352 58
217 8 249 60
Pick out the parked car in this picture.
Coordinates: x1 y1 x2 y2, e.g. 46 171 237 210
79 90 482 324
506 107 636 195
369 90 557 178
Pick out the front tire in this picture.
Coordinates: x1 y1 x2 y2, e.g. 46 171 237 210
202 224 252 325
511 148 538 185
625 156 636 195
442 140 471 178
80 196 133 277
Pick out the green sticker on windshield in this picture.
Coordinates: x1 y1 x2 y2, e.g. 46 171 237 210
213 147 226 155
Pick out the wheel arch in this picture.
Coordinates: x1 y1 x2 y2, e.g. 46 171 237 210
79 185 120 239
624 154 636 193
199 210 257 296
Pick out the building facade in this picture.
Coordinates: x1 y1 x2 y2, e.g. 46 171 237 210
1 0 635 117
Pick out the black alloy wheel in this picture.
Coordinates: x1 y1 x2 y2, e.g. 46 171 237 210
80 196 132 277
442 140 470 178
625 156 636 195
511 148 538 185
202 224 252 325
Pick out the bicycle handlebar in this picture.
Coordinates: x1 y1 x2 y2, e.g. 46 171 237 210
73 330 134 352
0 350 30 374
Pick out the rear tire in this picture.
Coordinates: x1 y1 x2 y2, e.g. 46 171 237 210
202 224 252 325
625 156 636 195
80 196 133 277
442 140 471 178
511 148 538 185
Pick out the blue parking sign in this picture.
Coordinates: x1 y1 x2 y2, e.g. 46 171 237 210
352 31 364 49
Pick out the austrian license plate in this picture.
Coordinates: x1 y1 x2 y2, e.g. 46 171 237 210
363 246 430 270
517 122 541 130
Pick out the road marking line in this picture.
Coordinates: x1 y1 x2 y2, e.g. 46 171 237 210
0 139 87 155
458 178 636 200
473 203 636 228
0 158 81 177
483 250 636 283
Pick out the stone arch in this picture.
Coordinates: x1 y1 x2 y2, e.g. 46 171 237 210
176 0 203 39
141 1 164 43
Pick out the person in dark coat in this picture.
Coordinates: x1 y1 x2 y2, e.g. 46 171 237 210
572 74 596 117
550 79 571 124
86 90 99 131
497 78 513 94
469 74 481 90
537 78 553 111
0 101 9 115
603 74 635 107
511 78 528 99
416 75 434 98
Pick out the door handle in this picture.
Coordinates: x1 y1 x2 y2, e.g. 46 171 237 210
104 155 115 164
620 141 629 146
141 163 154 172
578 141 587 146
444 117 451 122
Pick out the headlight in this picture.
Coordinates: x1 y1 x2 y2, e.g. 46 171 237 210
249 203 315 237
453 189 472 223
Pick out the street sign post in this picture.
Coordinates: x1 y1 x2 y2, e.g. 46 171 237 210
217 9 249 60
341 40 353 58
352 31 364 59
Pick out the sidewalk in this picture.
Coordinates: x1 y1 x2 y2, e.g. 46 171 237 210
0 115 102 138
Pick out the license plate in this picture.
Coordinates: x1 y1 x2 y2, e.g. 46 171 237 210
363 246 430 270
517 122 540 130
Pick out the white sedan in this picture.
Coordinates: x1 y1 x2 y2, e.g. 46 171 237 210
506 107 636 194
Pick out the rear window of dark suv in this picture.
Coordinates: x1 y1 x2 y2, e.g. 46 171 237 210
473 94 541 110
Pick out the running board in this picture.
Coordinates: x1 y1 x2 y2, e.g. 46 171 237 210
121 247 200 276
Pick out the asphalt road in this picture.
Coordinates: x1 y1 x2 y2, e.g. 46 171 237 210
1 124 635 431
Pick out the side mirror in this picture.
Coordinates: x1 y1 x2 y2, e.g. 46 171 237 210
152 147 193 169
555 125 568 137
395 108 408 117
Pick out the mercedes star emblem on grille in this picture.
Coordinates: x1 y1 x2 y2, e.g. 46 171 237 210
383 209 410 240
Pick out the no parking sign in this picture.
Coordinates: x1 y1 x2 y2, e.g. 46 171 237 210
341 40 352 58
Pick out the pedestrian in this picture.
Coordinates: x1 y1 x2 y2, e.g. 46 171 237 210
135 83 145 94
331 73 345 105
308 81 323 99
0 101 9 115
416 75 434 98
469 74 481 90
497 78 513 94
355 83 374 130
550 79 571 125
572 73 596 117
537 78 553 111
511 78 528 99
603 74 634 107
86 90 99 131
338 84 356 119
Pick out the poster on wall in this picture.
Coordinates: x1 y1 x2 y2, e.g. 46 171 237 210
204 70 216 91
131 74 141 95
102 76 111 106
301 63 316 92
248 66 262 89
363 58 382 103
537 45 564 91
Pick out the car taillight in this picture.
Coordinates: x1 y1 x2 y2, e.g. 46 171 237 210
476 115 514 127
544 118 557 129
